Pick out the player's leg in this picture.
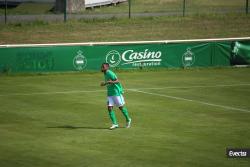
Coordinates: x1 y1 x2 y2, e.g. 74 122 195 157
116 95 132 128
107 97 118 129
119 105 130 122
108 106 118 126
119 105 132 128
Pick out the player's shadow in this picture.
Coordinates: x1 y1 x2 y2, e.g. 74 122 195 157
47 125 107 130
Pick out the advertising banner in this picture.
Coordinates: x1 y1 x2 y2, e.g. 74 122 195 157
0 40 248 73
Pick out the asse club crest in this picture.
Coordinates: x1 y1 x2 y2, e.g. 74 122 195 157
182 48 195 67
73 50 87 70
106 50 121 67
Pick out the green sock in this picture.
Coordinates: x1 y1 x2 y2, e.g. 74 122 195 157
121 107 130 122
108 110 118 125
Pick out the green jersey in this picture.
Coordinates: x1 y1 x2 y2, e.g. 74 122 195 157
104 70 124 96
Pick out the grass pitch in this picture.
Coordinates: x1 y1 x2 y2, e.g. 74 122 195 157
0 67 250 167
0 0 247 14
1 14 250 44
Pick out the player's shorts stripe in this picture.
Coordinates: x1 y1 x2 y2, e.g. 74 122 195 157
119 95 123 104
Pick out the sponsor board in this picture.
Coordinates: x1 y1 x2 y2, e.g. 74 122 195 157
106 49 162 67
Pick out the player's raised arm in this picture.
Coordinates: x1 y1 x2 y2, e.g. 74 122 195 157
107 79 119 84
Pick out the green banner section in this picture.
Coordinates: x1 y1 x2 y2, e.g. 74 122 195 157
232 42 250 65
0 40 249 73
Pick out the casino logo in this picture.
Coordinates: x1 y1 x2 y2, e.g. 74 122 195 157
73 50 87 70
182 48 195 67
105 49 162 67
106 50 121 67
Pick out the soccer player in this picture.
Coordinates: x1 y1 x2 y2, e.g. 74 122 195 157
100 63 132 130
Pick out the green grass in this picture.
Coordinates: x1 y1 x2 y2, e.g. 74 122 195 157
0 0 248 15
89 0 247 14
0 2 54 15
0 68 250 167
0 14 250 44
132 0 248 13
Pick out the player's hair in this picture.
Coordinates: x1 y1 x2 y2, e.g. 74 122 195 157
102 63 110 67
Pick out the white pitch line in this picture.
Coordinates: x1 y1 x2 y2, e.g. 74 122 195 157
1 37 250 48
0 83 249 97
134 83 250 90
0 90 105 97
130 89 250 113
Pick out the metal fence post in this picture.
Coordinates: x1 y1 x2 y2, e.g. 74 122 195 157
183 0 186 17
246 0 249 14
5 0 7 24
129 0 131 18
64 0 67 22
